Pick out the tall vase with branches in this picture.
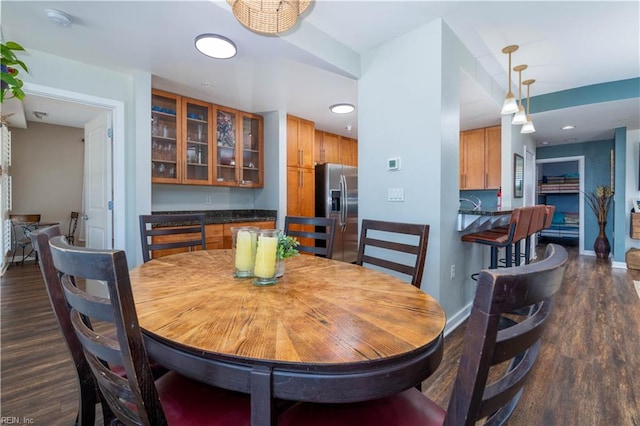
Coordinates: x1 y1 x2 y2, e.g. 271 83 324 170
584 185 613 258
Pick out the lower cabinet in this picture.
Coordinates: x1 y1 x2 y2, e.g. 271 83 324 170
151 221 275 258
222 221 276 249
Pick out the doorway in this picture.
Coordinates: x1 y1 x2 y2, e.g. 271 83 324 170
22 83 125 250
536 156 585 254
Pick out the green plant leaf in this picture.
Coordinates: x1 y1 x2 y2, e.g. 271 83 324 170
4 41 25 51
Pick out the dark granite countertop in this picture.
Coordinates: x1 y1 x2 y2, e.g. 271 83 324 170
458 208 512 216
151 209 277 226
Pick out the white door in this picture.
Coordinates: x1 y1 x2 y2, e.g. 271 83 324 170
84 112 112 250
524 147 537 259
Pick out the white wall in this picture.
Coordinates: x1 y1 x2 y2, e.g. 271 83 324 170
625 129 640 251
359 20 505 327
22 49 140 264
10 122 83 232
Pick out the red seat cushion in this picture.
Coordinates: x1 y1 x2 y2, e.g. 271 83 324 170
279 388 445 426
156 372 251 425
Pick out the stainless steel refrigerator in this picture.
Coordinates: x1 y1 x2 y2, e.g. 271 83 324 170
315 163 358 263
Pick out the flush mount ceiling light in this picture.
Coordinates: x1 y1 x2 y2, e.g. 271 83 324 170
227 0 312 35
511 64 528 125
45 8 73 27
520 79 536 134
195 34 237 59
330 103 355 114
562 125 576 130
500 45 519 115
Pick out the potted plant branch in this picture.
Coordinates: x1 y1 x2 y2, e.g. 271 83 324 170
276 233 299 277
584 185 613 258
1 41 29 103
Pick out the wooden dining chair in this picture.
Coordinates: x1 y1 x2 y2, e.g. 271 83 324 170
284 216 337 258
356 219 429 287
30 225 111 426
47 235 252 425
139 213 207 262
279 243 568 426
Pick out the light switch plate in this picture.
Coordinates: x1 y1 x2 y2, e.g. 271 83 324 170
388 188 405 202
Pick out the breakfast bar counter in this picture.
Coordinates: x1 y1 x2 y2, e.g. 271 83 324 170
457 208 512 232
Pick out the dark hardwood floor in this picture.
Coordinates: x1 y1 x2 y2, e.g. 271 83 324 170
1 245 639 425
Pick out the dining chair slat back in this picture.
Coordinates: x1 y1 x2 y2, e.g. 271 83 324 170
30 226 107 426
280 243 568 426
139 213 207 262
284 216 337 258
47 236 252 426
356 219 429 287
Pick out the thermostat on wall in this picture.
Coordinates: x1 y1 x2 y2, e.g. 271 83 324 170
388 157 401 170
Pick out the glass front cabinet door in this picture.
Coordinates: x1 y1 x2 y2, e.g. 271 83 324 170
215 106 263 187
151 90 180 183
182 97 213 185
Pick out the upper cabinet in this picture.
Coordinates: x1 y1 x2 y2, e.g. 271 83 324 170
215 106 264 187
314 130 358 167
315 130 340 165
287 115 315 169
151 90 180 184
339 136 358 167
183 97 213 185
459 125 501 190
151 89 263 187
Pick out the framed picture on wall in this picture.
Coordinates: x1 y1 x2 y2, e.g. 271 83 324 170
514 154 524 198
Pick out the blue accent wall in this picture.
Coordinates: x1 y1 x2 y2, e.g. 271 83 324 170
530 78 640 113
537 140 614 253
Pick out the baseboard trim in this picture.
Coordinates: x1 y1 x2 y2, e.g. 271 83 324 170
444 301 472 337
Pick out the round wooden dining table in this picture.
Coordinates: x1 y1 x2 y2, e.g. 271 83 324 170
129 250 446 426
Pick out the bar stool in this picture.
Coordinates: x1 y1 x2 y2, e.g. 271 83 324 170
523 205 548 265
461 206 534 270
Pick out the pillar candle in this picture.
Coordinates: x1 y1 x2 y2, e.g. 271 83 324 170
253 235 278 278
235 230 253 271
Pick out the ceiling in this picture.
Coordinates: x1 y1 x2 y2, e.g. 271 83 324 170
1 1 638 146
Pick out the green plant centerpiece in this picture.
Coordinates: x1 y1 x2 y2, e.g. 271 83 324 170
276 233 299 277
1 41 29 103
584 185 613 258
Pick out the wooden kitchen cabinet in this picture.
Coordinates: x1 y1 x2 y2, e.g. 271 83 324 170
340 136 358 167
151 90 181 183
215 106 264 188
459 125 501 190
182 97 213 185
222 221 275 249
287 167 315 217
150 223 222 259
287 115 315 169
152 89 263 187
314 130 358 166
314 130 340 165
152 222 277 257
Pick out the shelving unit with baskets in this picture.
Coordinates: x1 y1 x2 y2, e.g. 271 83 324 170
538 173 580 242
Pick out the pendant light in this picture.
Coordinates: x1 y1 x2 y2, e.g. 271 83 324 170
500 45 519 115
521 79 536 134
511 64 528 125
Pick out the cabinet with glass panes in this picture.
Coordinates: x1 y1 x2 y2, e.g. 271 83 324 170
151 90 180 183
215 106 263 187
182 97 213 185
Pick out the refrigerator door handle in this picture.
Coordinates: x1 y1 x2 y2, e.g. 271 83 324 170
340 174 347 231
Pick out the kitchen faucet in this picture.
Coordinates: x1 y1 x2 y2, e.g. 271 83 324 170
459 195 482 211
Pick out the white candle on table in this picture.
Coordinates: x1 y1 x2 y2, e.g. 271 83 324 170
253 235 278 278
235 230 253 271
